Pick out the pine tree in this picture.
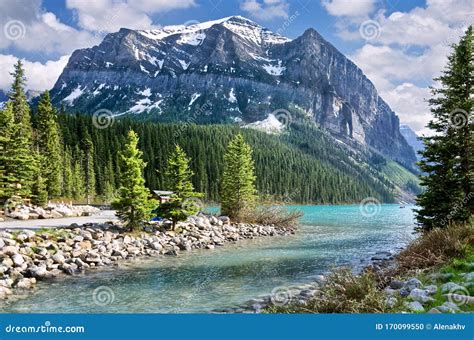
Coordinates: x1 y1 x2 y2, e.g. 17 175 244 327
0 103 16 202
112 130 156 230
220 134 257 219
36 91 62 198
72 147 85 200
83 134 96 204
416 26 473 230
154 145 202 228
31 153 48 206
62 146 73 198
5 60 36 197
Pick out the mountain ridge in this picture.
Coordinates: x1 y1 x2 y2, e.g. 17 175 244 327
50 16 416 168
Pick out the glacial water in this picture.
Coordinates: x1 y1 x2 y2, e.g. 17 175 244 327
0 205 417 313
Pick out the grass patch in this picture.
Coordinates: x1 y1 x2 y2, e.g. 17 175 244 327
418 251 474 313
267 268 390 313
396 224 474 273
237 206 302 228
36 228 72 241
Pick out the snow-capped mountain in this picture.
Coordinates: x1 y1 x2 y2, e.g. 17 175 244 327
50 16 416 166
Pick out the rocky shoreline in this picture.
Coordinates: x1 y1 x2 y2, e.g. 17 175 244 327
0 213 295 301
1 203 101 221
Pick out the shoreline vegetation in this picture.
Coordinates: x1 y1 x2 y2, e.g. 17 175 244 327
265 223 474 314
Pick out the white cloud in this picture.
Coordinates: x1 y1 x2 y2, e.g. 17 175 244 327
0 0 99 55
66 0 196 32
240 0 289 21
381 83 431 134
326 0 472 133
0 54 69 92
350 44 449 89
321 0 376 17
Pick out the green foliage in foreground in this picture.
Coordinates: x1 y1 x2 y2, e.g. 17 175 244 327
417 26 473 230
418 252 474 313
220 134 257 219
112 130 156 230
154 145 202 228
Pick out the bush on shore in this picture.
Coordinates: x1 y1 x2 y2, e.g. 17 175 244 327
236 206 303 228
267 268 389 313
396 223 474 273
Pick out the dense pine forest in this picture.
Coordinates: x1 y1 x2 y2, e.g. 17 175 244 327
57 114 398 204
1 60 421 206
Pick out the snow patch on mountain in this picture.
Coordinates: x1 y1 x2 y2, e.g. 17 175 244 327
244 113 284 134
263 60 285 76
63 86 84 104
188 93 201 108
178 59 190 70
228 88 237 103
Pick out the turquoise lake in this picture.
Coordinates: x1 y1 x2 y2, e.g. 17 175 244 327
0 205 417 313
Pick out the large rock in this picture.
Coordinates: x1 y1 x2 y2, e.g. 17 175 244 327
404 278 422 291
3 246 18 256
52 252 66 264
440 282 463 293
405 301 424 313
11 254 25 266
15 277 36 289
408 288 435 304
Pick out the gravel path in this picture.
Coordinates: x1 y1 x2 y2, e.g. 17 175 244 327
0 210 118 230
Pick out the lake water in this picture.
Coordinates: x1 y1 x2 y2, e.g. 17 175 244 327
0 205 417 313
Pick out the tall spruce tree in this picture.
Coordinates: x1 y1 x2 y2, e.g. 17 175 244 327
83 134 96 204
112 130 156 230
0 103 16 202
416 26 473 230
220 134 257 219
36 91 62 198
5 60 36 197
154 145 202 228
62 146 73 198
72 147 85 200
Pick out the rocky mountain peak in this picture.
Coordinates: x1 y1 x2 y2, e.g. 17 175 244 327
50 16 416 167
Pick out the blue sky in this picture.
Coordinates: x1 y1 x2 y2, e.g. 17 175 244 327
0 0 472 133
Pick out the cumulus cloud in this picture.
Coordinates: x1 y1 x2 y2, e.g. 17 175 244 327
321 0 376 17
0 0 99 55
381 83 432 134
240 0 289 21
0 54 69 92
66 0 196 32
325 0 472 133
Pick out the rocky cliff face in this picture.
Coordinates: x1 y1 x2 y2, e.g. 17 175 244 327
50 16 416 166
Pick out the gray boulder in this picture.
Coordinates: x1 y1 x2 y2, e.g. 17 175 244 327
405 301 424 313
404 278 422 291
